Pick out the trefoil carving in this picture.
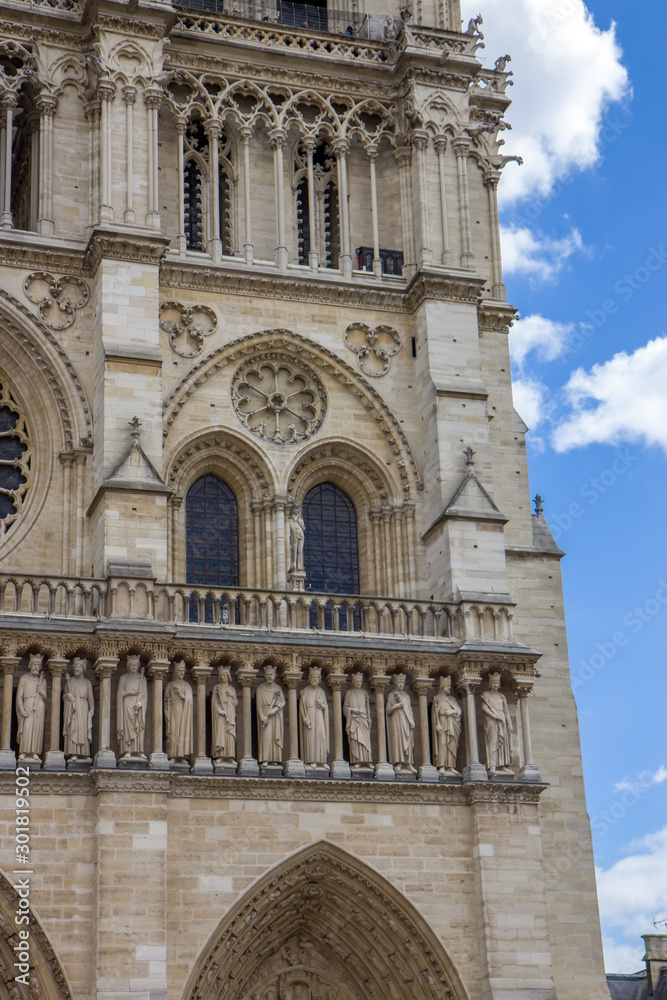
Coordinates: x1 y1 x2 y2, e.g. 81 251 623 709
23 272 89 331
159 301 218 358
344 322 402 376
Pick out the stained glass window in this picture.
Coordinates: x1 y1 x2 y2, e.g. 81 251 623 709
186 475 239 621
304 483 360 629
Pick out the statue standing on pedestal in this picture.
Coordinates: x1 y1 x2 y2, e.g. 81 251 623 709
343 672 372 766
63 656 94 760
212 666 237 765
116 654 148 759
431 675 461 776
288 503 305 573
386 673 416 774
256 664 285 765
299 667 329 767
480 672 513 775
164 660 193 764
16 653 47 761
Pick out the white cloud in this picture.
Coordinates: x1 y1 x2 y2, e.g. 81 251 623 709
551 336 667 452
614 766 667 795
512 377 548 430
510 313 575 368
501 224 585 283
596 825 667 967
461 0 630 205
602 937 644 975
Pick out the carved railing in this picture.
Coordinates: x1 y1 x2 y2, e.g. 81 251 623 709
0 573 517 643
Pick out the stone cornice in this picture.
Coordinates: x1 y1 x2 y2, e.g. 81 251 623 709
405 269 486 310
0 768 547 803
477 298 519 333
85 228 171 273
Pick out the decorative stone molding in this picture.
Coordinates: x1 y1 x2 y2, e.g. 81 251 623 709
344 322 402 376
166 428 274 497
159 300 218 358
84 229 169 273
477 298 518 333
0 376 32 535
231 355 326 445
23 271 89 331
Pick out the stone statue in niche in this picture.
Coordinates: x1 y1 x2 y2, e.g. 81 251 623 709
343 672 372 766
481 672 514 775
288 503 305 573
212 666 237 765
299 667 329 767
256 664 285 765
431 675 461 776
16 653 47 761
164 659 193 764
63 656 94 760
386 673 416 774
116 654 148 759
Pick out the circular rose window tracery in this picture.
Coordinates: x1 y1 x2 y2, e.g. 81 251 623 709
232 356 326 444
0 377 32 535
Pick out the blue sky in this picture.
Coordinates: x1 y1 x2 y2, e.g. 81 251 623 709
461 0 667 972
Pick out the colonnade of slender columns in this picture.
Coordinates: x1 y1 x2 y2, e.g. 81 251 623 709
452 135 474 268
332 137 352 279
412 129 433 268
0 93 17 230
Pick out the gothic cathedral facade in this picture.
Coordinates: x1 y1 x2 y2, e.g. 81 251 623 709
0 0 609 997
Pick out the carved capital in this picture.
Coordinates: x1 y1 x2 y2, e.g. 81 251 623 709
364 143 379 162
35 94 58 117
411 129 429 152
368 674 391 693
0 655 21 675
1 92 19 112
122 85 137 106
410 676 433 697
147 659 171 682
331 137 350 158
281 667 303 690
239 124 253 143
192 661 213 685
326 671 348 693
46 657 68 678
204 118 222 140
451 135 472 156
483 169 501 188
94 656 118 679
236 666 258 688
268 127 287 150
97 81 116 103
432 133 448 154
143 87 162 110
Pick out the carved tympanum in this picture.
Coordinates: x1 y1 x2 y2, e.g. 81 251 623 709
344 323 402 377
23 271 89 330
0 377 32 535
159 300 218 358
232 357 325 444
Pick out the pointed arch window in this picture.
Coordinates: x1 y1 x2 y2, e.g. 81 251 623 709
186 474 239 621
295 139 339 269
304 482 360 629
183 119 234 254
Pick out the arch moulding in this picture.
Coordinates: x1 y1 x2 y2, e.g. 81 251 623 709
182 841 469 1000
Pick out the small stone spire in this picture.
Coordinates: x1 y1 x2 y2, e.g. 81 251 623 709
129 415 142 443
534 493 544 515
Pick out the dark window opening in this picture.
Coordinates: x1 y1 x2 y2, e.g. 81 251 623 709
186 474 239 622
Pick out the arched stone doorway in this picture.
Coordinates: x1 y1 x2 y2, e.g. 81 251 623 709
0 871 73 1000
184 842 468 1000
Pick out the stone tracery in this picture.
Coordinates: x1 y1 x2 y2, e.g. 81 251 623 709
232 356 326 445
0 376 32 535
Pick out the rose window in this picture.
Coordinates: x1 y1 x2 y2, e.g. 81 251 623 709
0 379 32 535
232 358 326 444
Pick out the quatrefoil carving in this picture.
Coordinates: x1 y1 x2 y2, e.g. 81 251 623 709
159 301 218 358
344 323 402 377
23 272 89 331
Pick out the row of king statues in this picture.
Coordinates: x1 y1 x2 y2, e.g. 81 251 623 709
13 654 515 775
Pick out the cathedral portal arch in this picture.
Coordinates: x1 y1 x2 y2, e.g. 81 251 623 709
0 869 74 1000
183 841 468 1000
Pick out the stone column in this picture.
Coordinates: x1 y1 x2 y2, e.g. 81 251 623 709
0 655 19 769
83 99 100 227
332 138 352 279
411 676 438 782
412 129 433 268
484 168 506 299
205 119 222 262
327 671 351 779
282 667 306 777
147 660 170 770
369 674 394 780
122 86 136 223
98 81 115 223
240 125 253 264
452 136 474 268
269 128 288 271
236 665 259 776
273 496 287 590
303 137 318 269
44 657 68 771
433 134 451 264
93 655 118 768
144 87 161 229
175 115 187 254
0 93 18 230
515 681 542 782
394 144 415 277
366 144 382 277
191 661 213 774
36 94 57 235
456 675 487 781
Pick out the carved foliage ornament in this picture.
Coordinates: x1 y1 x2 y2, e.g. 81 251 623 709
232 355 326 444
0 378 32 535
23 272 89 331
159 300 218 358
344 323 402 376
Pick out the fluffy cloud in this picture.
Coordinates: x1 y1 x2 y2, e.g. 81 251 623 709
596 825 667 971
551 336 667 452
460 0 630 205
501 225 585 283
509 313 576 368
614 766 667 796
511 377 548 430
